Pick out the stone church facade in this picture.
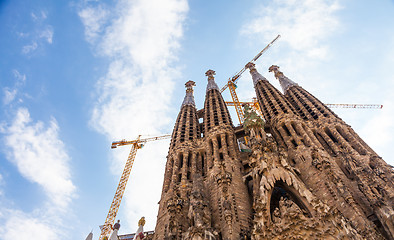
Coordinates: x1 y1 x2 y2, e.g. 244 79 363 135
152 64 394 240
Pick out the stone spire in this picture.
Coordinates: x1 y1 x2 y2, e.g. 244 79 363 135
246 62 297 123
269 65 298 93
205 69 219 92
203 69 233 132
245 62 268 86
181 80 196 107
169 80 200 149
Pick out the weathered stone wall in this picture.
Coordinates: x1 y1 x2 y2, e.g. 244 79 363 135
153 67 393 240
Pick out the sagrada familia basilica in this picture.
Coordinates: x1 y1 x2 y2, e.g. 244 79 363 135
149 63 393 240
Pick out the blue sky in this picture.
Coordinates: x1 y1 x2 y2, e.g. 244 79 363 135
0 0 393 239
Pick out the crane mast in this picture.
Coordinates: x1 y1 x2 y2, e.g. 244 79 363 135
99 134 171 240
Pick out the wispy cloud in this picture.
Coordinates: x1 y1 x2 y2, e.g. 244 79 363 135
31 10 47 22
3 88 17 105
21 10 54 54
12 69 26 85
0 210 58 240
79 5 109 44
0 173 4 196
2 70 27 105
2 108 75 208
40 27 54 44
0 107 76 239
79 0 188 232
22 42 38 54
358 35 394 165
241 0 341 59
236 0 343 107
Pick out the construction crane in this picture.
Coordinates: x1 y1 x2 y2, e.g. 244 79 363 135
225 100 383 122
99 134 171 240
225 98 263 117
220 34 281 125
325 104 383 109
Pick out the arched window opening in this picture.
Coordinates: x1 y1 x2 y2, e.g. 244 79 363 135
196 152 201 173
179 153 184 169
270 181 311 223
217 135 222 149
210 140 214 155
368 213 391 239
291 139 298 148
187 153 192 168
313 131 335 156
325 127 338 143
282 124 291 136
291 122 301 136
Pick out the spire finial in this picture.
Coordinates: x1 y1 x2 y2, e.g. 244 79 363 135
182 80 196 107
205 69 219 92
269 65 298 93
245 62 256 70
205 69 216 80
245 62 268 86
268 65 283 78
185 80 196 93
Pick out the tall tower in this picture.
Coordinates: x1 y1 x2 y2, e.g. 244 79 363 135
268 65 394 238
154 80 202 239
243 62 370 239
202 70 252 239
151 64 393 240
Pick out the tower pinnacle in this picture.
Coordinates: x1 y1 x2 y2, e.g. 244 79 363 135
181 80 196 107
245 62 268 86
269 65 298 93
205 69 219 92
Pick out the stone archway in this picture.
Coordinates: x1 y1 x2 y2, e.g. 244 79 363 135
269 180 311 224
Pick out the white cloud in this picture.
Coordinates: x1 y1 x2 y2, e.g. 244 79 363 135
236 0 344 104
0 210 58 240
22 10 53 54
31 12 38 21
0 173 4 196
2 70 27 105
361 101 394 157
0 107 76 239
79 5 109 44
80 0 188 232
40 27 54 44
12 69 26 84
241 0 341 59
3 88 17 105
2 108 75 208
31 11 47 22
22 42 38 54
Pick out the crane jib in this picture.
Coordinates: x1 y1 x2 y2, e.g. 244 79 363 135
99 134 170 240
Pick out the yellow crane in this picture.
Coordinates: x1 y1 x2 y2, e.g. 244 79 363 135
99 134 171 240
225 100 383 122
325 104 383 109
220 34 383 125
220 34 281 125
